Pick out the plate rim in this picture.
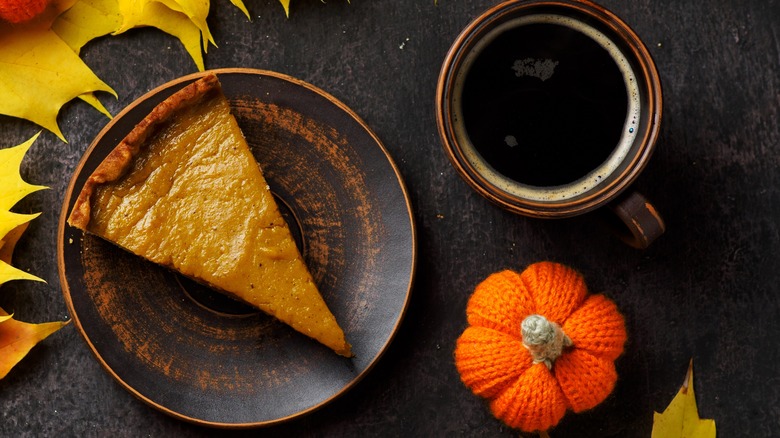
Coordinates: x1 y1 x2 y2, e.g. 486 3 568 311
56 67 417 428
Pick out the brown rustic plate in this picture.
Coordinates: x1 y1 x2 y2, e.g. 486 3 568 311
57 68 416 428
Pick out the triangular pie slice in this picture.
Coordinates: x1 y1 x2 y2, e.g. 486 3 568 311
68 74 352 357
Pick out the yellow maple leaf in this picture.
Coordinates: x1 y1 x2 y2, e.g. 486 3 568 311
229 0 250 19
50 0 122 54
0 223 30 264
117 0 207 70
652 360 717 438
0 27 116 142
0 134 65 380
148 0 215 51
0 133 47 286
53 0 207 71
0 222 42 286
53 0 251 73
0 306 69 379
0 133 47 213
79 92 113 118
1 0 279 142
279 0 291 17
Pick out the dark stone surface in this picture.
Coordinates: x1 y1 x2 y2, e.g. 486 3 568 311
1 0 779 436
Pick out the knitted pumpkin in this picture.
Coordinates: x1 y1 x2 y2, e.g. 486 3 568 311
0 0 50 23
454 262 627 433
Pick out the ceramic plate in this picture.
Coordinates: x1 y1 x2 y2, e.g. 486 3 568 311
57 69 416 427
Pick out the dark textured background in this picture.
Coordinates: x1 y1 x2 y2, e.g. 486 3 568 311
1 0 779 436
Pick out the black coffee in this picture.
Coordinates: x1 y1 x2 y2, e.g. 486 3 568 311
460 19 631 187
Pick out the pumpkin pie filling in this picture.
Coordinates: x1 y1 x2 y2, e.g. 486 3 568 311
68 74 352 357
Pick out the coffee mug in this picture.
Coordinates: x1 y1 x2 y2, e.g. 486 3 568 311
436 0 664 248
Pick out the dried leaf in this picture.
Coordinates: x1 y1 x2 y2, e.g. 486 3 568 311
0 306 69 379
151 0 214 50
279 0 290 17
53 0 244 73
0 28 116 142
116 0 207 71
1 0 272 141
0 223 30 265
229 0 250 19
79 92 113 118
0 133 47 213
51 0 123 54
0 222 41 286
652 360 717 438
0 134 46 286
0 208 41 257
0 135 63 380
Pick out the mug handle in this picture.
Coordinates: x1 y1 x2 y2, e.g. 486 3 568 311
604 191 665 249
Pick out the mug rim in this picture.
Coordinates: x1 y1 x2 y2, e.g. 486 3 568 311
435 0 663 218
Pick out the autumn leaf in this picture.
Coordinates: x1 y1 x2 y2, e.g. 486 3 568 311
0 27 116 142
0 236 43 287
50 0 123 54
279 0 291 17
3 0 252 142
0 306 69 379
0 133 47 213
138 0 215 50
111 0 250 64
52 0 251 69
0 133 47 286
53 0 207 71
79 92 113 118
0 223 30 264
116 0 208 71
0 222 40 287
228 0 250 19
53 0 253 72
0 134 67 380
652 360 717 438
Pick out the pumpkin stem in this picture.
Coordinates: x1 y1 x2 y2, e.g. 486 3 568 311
521 314 573 369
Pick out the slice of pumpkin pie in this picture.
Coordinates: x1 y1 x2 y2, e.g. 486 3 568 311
68 74 352 357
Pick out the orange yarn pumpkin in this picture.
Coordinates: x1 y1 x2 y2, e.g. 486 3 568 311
454 262 627 433
0 0 49 23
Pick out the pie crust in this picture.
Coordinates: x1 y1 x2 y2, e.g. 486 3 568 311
68 74 352 357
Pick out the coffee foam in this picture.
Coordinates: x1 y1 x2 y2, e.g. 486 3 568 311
452 13 642 202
